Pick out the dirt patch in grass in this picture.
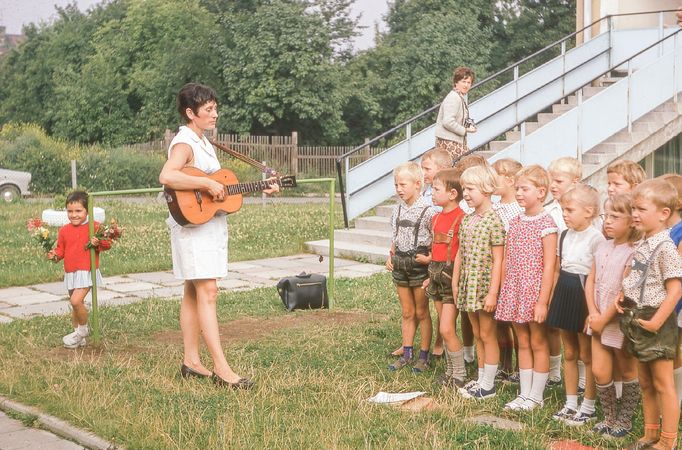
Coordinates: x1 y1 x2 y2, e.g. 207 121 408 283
155 310 388 346
45 343 144 361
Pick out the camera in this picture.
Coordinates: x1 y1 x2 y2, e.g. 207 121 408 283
463 118 476 128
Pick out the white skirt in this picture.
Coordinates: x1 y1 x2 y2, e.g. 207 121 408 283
64 269 104 290
166 214 228 280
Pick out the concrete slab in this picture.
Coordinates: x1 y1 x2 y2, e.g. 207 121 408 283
150 286 184 298
227 262 261 270
255 257 327 269
0 287 36 303
125 271 183 286
100 275 130 284
235 268 295 280
335 270 377 279
104 281 162 293
100 296 145 308
0 315 14 324
4 292 65 306
84 289 126 303
0 412 26 433
467 414 524 431
0 302 12 309
2 301 71 319
341 264 385 274
31 281 67 296
0 427 76 449
217 278 259 290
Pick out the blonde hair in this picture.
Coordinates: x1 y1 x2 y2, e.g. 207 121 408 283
422 148 454 169
515 165 550 201
492 158 523 177
659 174 682 211
560 184 600 219
607 160 646 187
632 178 678 211
453 154 488 177
605 193 641 243
460 165 498 196
393 161 423 184
548 157 582 179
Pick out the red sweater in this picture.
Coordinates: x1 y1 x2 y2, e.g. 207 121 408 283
54 222 110 272
431 207 465 262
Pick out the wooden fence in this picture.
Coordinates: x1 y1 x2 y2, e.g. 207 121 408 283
123 130 385 177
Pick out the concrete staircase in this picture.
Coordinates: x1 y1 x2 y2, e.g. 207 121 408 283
307 76 682 263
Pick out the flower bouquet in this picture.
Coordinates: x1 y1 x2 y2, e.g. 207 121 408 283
27 218 57 254
85 219 123 250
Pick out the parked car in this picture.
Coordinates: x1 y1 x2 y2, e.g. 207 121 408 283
0 168 31 202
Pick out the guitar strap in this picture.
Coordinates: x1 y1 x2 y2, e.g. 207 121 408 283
209 139 278 177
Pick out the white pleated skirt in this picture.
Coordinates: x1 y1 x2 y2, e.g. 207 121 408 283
64 269 104 290
166 214 228 280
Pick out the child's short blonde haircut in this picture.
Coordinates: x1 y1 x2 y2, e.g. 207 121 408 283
423 148 454 169
492 158 523 177
606 160 646 187
515 164 550 201
461 165 498 196
453 154 488 177
560 184 600 219
659 174 682 211
605 193 641 243
548 157 582 179
393 161 423 184
632 178 678 212
433 168 462 199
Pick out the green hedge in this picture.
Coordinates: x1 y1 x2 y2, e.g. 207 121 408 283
0 123 259 194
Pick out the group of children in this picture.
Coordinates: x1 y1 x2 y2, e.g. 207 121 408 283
387 150 682 449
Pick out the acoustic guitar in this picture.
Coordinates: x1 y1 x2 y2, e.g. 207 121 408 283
164 166 296 226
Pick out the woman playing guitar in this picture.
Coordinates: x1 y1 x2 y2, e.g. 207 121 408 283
159 83 278 389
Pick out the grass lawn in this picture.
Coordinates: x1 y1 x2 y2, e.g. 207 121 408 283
0 198 343 288
0 273 648 449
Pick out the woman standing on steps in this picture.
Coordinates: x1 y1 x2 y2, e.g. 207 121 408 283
435 66 478 164
159 83 278 389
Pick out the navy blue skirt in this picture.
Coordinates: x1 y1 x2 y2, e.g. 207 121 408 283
546 271 587 333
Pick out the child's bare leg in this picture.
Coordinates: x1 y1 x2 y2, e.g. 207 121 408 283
462 312 475 362
674 329 682 406
440 304 461 351
479 311 499 365
590 338 613 385
529 322 550 373
548 326 562 382
180 281 211 374
433 300 444 355
69 288 90 326
413 287 432 355
650 358 679 447
638 361 661 444
193 279 242 383
468 312 485 376
497 321 514 373
578 333 596 400
397 286 417 350
561 330 579 396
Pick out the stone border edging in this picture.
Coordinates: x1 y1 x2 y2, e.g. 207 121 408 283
0 395 121 449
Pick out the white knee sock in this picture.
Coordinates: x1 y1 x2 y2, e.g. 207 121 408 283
577 359 586 389
519 368 533 399
464 346 475 363
614 380 623 399
529 371 549 403
480 364 498 391
549 355 562 380
565 394 578 411
674 367 682 407
579 398 596 415
477 367 484 383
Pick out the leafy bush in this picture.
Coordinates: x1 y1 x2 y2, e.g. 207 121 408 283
0 123 263 194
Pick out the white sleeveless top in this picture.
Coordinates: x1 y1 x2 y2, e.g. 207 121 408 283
165 126 228 280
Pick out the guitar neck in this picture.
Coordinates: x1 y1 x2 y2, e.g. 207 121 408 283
225 179 278 196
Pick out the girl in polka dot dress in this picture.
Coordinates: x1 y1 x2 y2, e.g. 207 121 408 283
496 165 558 411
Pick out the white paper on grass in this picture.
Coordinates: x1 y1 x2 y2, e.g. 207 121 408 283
366 391 426 404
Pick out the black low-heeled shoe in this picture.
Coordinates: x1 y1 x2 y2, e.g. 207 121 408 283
211 373 255 390
180 364 211 379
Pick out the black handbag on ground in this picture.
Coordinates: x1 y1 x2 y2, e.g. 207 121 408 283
276 272 328 311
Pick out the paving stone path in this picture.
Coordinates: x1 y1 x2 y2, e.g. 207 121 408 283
0 254 384 447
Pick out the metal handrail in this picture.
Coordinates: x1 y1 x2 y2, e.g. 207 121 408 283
335 9 679 227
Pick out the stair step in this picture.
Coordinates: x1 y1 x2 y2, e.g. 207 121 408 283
582 163 600 177
566 95 578 105
582 86 605 99
599 77 624 87
654 102 682 113
489 140 514 153
305 239 388 265
589 142 630 154
610 130 648 144
537 112 561 125
335 228 392 248
505 130 521 141
354 215 390 231
582 152 613 165
638 111 676 125
524 122 541 133
632 121 661 133
477 150 497 160
375 205 394 218
552 103 575 114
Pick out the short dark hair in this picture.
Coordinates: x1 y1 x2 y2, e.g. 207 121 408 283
434 168 463 200
66 190 88 209
177 83 218 122
452 67 475 86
